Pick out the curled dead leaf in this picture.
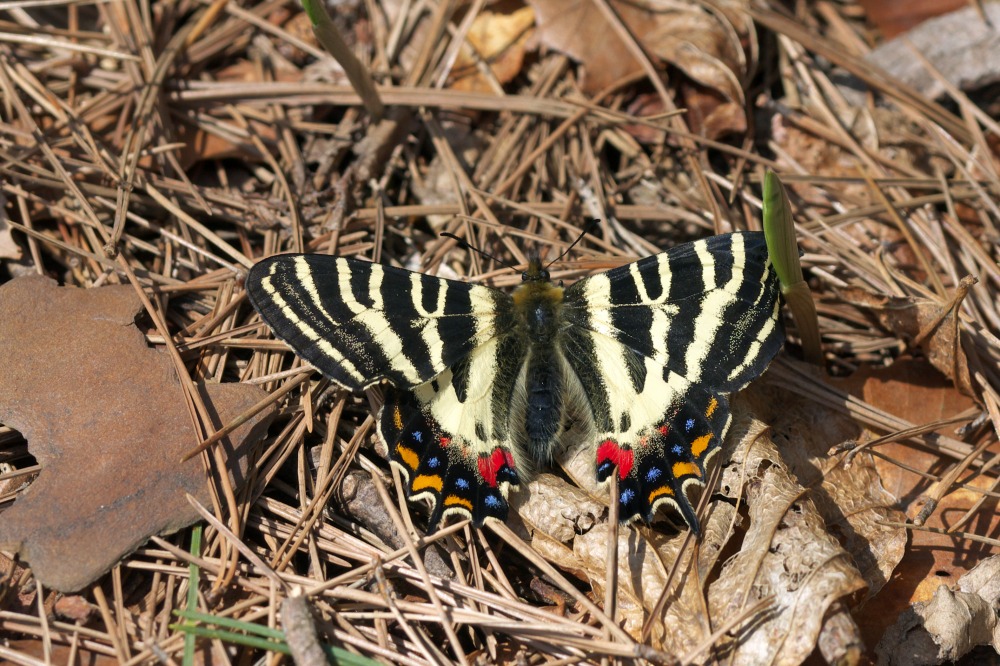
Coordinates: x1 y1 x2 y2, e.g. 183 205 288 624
448 7 535 93
838 284 975 395
876 555 1000 665
711 410 870 664
512 472 733 649
509 385 885 660
830 359 993 648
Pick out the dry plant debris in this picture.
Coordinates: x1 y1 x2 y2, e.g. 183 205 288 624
877 555 1000 665
0 275 275 592
0 0 998 663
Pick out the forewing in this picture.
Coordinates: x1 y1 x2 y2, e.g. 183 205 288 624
564 231 782 392
561 231 784 529
378 330 529 529
247 254 509 390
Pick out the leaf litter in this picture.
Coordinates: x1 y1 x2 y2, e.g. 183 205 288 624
0 0 998 663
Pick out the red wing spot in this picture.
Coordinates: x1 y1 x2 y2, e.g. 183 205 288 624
439 437 451 447
477 448 509 488
597 439 634 480
658 424 669 436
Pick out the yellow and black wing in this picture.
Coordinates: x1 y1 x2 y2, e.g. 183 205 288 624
560 232 783 530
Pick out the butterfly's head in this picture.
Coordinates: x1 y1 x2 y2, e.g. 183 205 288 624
521 257 551 284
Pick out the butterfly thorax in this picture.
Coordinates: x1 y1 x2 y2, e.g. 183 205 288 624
512 261 564 343
511 258 567 461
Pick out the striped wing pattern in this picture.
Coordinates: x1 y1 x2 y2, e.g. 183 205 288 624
246 255 505 390
247 232 784 532
561 232 783 526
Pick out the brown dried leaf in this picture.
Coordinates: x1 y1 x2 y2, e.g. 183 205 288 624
839 285 975 395
529 0 746 134
710 410 871 665
858 0 966 38
0 194 22 261
865 4 1000 98
0 275 275 592
515 387 887 658
876 556 1000 665
744 378 909 600
7 641 119 666
512 473 733 650
448 7 535 93
0 222 21 261
831 360 994 649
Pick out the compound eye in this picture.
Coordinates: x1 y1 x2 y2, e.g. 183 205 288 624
540 269 550 281
521 271 529 281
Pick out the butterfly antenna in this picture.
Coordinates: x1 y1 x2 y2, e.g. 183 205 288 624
439 232 518 272
544 219 600 271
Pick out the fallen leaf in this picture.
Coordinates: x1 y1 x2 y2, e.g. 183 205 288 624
0 194 23 261
529 0 746 135
54 595 96 623
511 387 880 659
709 408 871 665
858 0 966 38
448 6 535 93
0 275 275 592
512 472 733 649
830 359 995 650
867 4 1000 99
7 641 119 666
876 555 1000 665
838 284 975 395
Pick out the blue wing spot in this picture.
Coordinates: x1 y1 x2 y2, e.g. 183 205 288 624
620 489 635 505
646 467 662 482
685 418 695 432
427 457 440 468
672 444 685 456
455 477 470 490
412 430 423 443
597 462 613 474
484 494 502 508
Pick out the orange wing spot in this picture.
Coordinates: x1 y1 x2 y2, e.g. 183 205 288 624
691 434 713 458
648 486 674 504
395 444 419 471
444 495 473 510
392 404 403 430
672 461 701 479
705 396 719 418
412 474 443 492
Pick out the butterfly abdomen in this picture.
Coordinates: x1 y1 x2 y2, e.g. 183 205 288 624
512 272 567 462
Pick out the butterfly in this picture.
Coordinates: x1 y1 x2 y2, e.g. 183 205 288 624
246 231 784 532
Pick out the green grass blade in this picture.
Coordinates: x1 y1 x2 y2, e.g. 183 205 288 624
762 171 823 365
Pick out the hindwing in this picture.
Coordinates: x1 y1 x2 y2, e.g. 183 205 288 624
248 253 529 528
377 324 530 528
